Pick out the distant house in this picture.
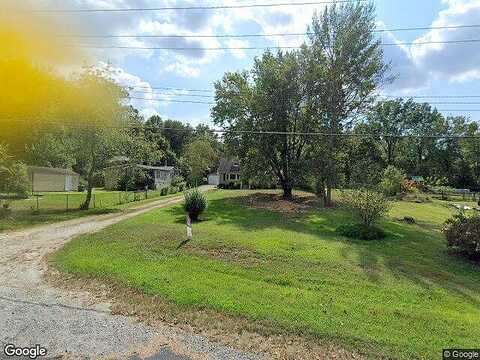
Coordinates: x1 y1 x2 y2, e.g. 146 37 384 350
207 173 220 186
28 166 80 192
410 176 425 183
138 165 176 189
216 158 242 187
104 157 175 190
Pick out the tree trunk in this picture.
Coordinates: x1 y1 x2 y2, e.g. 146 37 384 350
282 184 293 200
80 179 93 210
325 184 333 207
315 179 327 205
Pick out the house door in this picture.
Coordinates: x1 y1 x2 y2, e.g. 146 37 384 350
65 175 73 192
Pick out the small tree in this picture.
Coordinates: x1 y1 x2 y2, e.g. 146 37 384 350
380 166 406 196
339 189 391 228
182 138 218 185
0 144 29 215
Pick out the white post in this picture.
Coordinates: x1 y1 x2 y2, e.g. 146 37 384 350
186 215 193 240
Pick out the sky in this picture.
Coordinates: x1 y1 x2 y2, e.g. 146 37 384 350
21 0 480 126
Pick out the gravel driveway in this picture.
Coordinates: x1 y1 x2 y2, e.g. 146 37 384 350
0 187 262 360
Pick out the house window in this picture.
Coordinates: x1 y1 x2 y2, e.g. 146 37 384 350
230 173 236 180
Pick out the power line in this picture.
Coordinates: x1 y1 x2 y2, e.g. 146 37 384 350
3 119 480 139
130 90 215 99
75 38 480 51
130 85 212 93
130 86 480 99
29 1 362 13
382 95 480 99
128 96 214 104
59 24 480 39
129 93 480 105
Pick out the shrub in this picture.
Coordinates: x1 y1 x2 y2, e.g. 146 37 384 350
177 182 187 192
169 186 179 194
338 189 391 233
379 166 405 196
443 213 480 259
171 175 185 187
184 188 207 221
160 187 169 196
336 223 386 240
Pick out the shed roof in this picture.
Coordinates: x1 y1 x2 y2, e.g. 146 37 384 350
28 166 79 176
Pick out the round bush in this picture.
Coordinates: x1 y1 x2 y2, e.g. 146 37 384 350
184 188 207 221
443 213 480 259
336 223 386 240
169 186 179 194
160 187 169 196
338 189 391 227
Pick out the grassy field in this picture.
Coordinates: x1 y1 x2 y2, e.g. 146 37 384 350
52 190 480 359
0 188 177 232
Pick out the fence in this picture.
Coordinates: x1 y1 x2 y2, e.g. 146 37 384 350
430 190 479 202
8 189 164 213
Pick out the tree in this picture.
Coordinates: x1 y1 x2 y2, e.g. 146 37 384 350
0 144 29 199
367 99 413 167
305 1 390 206
25 132 75 168
162 119 194 155
182 138 218 184
402 103 443 177
213 51 311 199
379 166 405 196
59 68 134 210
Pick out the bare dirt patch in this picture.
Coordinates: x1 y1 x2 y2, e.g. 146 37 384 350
46 265 366 360
236 192 322 216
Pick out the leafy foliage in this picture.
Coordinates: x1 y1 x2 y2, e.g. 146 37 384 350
0 144 29 198
380 166 406 196
182 138 219 185
339 189 391 227
443 213 480 259
184 188 208 221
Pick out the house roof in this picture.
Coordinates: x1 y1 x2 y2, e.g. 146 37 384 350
218 158 240 173
28 166 79 176
137 165 175 171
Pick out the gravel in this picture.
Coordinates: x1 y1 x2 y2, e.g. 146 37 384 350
0 188 264 360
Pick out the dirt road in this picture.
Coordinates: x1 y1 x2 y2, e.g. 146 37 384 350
0 187 262 360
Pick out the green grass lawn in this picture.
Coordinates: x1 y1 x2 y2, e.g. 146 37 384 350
0 188 178 232
52 190 480 359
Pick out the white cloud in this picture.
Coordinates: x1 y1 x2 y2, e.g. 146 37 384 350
164 62 200 78
95 61 174 113
410 0 480 83
22 0 480 98
225 39 249 59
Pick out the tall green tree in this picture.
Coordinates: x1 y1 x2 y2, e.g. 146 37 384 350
61 68 133 209
305 1 389 205
213 51 311 199
366 99 413 167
